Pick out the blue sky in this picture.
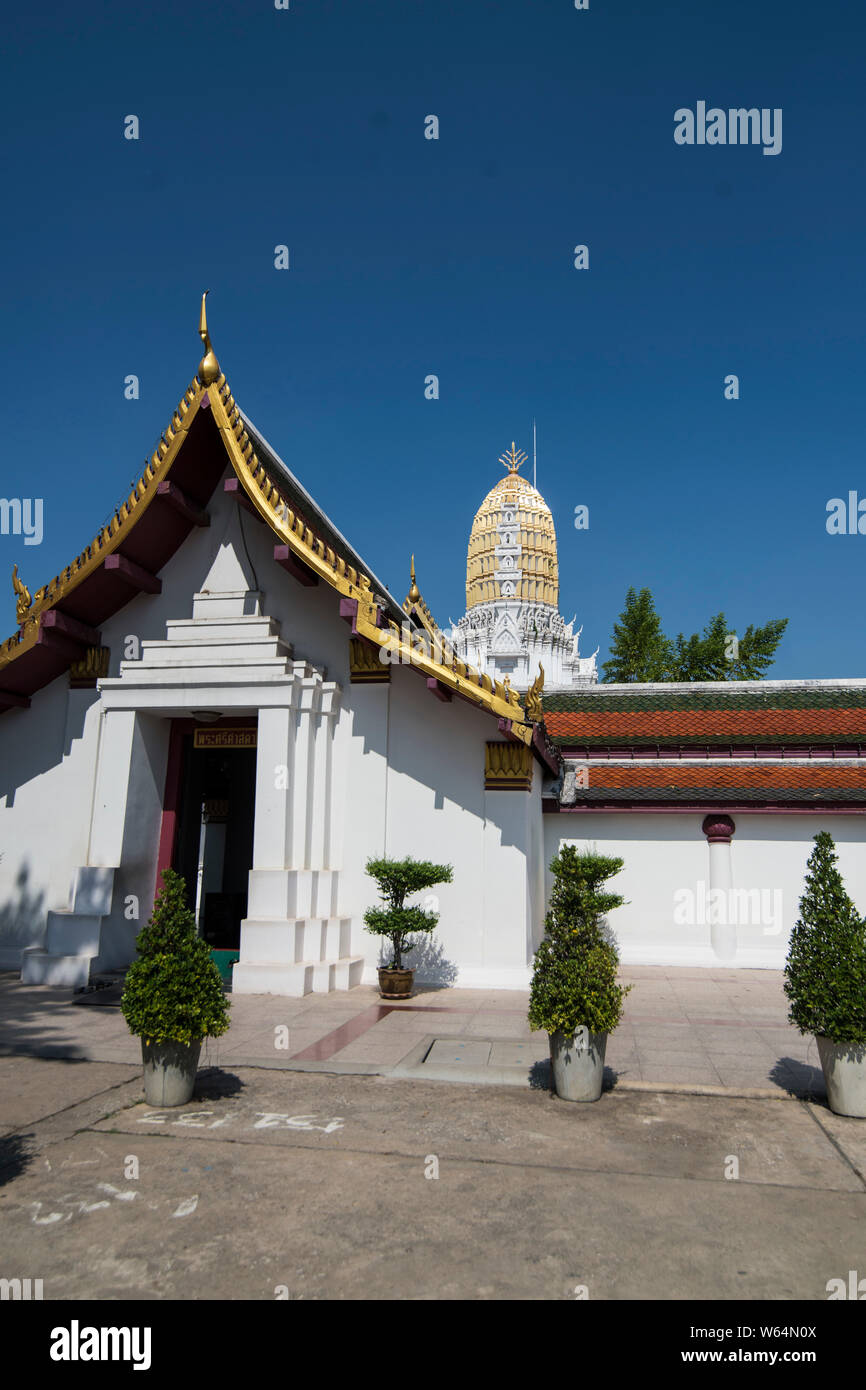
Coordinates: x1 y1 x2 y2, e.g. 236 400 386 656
2 0 864 677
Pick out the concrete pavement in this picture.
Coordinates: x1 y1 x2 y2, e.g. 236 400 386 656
0 966 828 1098
1 1057 864 1300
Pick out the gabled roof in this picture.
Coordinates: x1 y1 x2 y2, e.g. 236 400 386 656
1 300 534 746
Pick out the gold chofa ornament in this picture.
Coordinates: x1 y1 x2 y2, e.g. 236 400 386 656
197 290 221 386
524 663 545 723
12 565 31 624
499 441 528 475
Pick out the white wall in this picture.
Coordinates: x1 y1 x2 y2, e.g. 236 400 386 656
344 661 541 988
545 811 866 968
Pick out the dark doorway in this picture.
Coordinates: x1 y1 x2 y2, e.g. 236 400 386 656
172 729 256 953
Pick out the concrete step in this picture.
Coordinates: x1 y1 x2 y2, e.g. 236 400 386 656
239 917 352 965
231 955 364 997
21 948 94 989
45 912 102 956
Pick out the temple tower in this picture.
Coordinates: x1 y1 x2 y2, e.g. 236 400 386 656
449 443 597 693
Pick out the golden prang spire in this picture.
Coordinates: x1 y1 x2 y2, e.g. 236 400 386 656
499 441 528 475
197 290 221 386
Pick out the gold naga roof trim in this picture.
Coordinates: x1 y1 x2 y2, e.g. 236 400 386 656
2 375 207 673
1 296 537 741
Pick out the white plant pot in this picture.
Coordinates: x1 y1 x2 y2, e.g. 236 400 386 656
816 1036 866 1118
550 1028 608 1102
141 1038 202 1107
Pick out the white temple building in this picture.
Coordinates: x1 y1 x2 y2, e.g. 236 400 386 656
0 301 864 995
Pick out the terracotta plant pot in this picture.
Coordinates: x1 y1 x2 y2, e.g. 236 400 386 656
378 967 414 999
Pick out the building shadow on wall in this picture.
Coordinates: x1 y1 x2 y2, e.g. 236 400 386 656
403 936 459 987
0 860 46 965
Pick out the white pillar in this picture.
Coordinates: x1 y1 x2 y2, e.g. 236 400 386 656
251 705 295 872
88 709 138 867
703 814 736 962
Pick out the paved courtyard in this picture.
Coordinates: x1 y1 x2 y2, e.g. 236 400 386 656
0 966 829 1098
1 967 864 1302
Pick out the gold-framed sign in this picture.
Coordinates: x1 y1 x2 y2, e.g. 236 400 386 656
193 727 257 749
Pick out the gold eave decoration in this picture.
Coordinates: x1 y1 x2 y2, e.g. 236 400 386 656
349 637 390 683
485 740 534 791
0 376 207 674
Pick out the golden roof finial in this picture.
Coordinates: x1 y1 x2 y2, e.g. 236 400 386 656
12 564 31 624
408 554 420 603
499 441 528 475
197 290 221 386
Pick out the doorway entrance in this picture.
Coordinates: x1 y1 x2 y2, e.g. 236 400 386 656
162 721 257 979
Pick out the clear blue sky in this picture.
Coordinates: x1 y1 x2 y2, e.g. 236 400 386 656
2 0 864 677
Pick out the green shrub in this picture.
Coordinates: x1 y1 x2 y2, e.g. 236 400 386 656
784 832 866 1044
121 868 231 1045
363 856 453 969
528 846 631 1036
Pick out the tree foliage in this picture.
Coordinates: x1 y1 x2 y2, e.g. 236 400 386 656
363 856 453 970
601 588 671 683
784 832 866 1045
602 587 787 683
120 868 231 1046
528 847 631 1037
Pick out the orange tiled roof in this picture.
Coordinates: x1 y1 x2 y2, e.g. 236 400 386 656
543 687 866 748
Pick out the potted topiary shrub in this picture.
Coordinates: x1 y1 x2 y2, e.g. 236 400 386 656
364 856 453 998
121 867 231 1107
529 846 631 1102
784 831 866 1118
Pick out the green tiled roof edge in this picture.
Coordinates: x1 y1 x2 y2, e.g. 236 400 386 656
542 689 866 714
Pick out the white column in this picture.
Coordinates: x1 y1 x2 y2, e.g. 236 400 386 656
309 685 340 871
251 705 295 872
703 814 737 962
88 709 138 867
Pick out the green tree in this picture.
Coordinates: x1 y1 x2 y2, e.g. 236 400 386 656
603 588 787 682
784 832 866 1044
363 856 453 969
601 587 672 682
528 847 631 1036
120 868 230 1045
668 613 788 681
